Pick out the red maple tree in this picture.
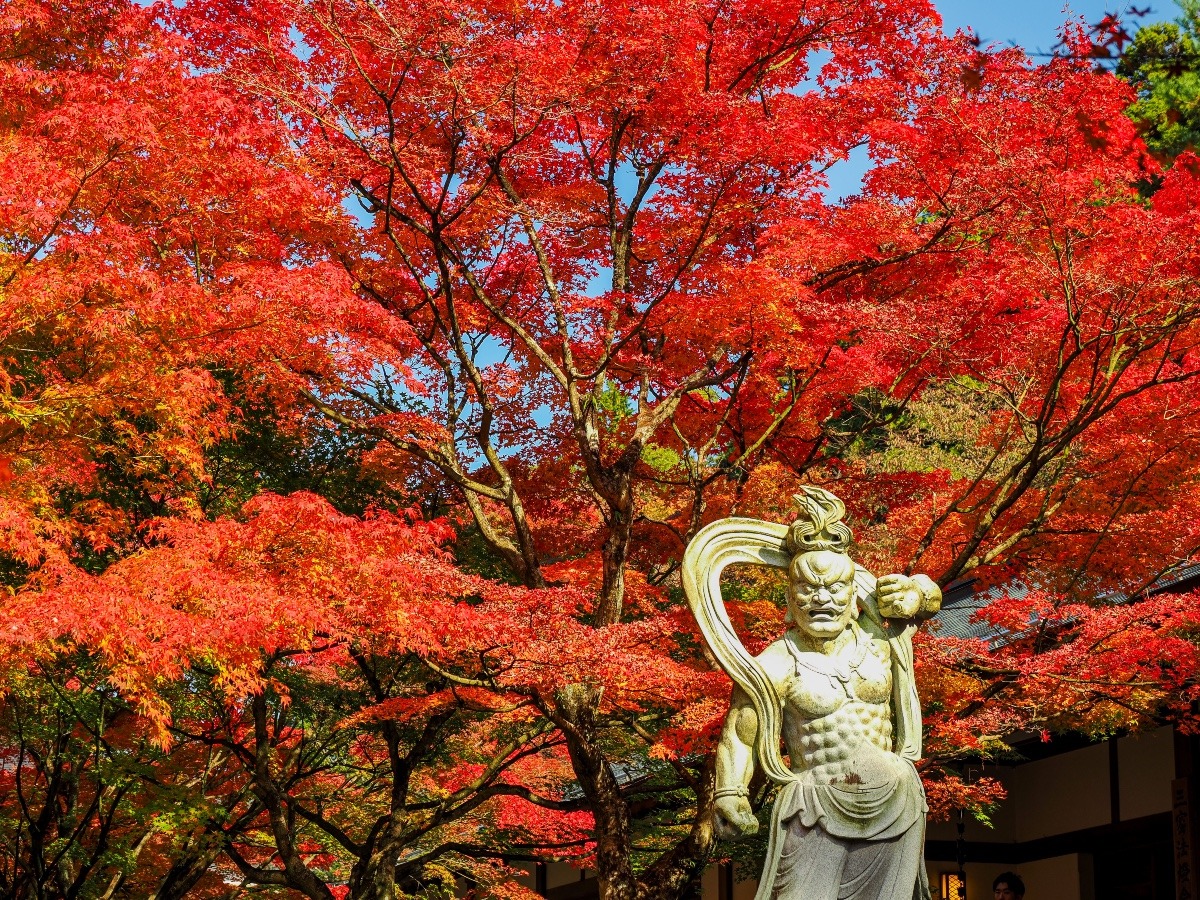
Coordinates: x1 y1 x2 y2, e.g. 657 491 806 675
4 1 1200 899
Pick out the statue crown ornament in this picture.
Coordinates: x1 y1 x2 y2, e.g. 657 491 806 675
785 486 853 556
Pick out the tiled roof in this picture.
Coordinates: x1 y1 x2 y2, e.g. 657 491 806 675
931 579 1028 644
930 561 1200 645
560 757 657 801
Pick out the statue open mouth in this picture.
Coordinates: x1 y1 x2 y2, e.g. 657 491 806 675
807 606 844 620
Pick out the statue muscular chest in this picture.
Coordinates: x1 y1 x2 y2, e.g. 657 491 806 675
777 631 895 775
781 629 892 716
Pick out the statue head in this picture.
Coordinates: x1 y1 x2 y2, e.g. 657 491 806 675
788 549 857 639
786 487 858 640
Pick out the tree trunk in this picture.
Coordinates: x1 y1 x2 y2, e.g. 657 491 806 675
151 833 227 900
554 684 637 900
592 441 641 625
597 503 632 626
349 835 402 900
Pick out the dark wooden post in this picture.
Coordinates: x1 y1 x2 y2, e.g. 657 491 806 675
1173 727 1199 900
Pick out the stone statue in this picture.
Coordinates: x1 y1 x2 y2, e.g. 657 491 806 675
682 487 941 900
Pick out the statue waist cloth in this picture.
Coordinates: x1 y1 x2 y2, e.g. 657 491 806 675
775 751 926 842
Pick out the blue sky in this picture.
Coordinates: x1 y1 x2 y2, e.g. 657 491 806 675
824 1 1182 200
936 0 1173 53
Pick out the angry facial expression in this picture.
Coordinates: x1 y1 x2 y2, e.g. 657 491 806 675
788 550 857 640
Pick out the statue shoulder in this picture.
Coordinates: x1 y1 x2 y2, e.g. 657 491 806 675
867 629 893 662
755 637 795 689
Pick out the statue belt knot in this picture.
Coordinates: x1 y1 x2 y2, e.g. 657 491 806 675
683 487 942 900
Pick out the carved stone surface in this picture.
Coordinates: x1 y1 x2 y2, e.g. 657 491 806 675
682 488 942 900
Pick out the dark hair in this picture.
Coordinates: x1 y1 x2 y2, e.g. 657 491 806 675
993 872 1025 896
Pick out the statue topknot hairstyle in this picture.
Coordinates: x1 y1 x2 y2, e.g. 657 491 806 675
786 486 853 556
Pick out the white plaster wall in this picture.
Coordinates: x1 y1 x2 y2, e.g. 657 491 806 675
929 744 1112 846
513 862 537 892
544 862 588 890
732 873 758 900
1008 743 1111 841
1118 725 1175 820
927 854 1090 900
698 863 758 900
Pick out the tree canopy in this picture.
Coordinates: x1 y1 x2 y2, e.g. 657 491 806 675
4 1 1200 899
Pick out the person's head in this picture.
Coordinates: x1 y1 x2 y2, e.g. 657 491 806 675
788 549 857 640
993 872 1025 900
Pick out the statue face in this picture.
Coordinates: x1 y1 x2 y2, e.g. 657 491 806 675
787 571 854 643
